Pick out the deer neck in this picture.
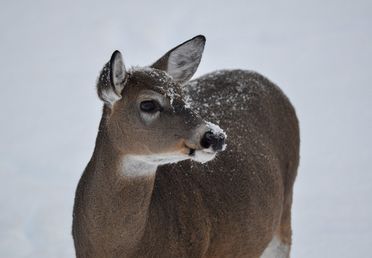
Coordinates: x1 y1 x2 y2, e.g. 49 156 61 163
82 128 158 253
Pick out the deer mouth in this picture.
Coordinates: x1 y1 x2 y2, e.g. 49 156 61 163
188 148 196 156
183 142 197 156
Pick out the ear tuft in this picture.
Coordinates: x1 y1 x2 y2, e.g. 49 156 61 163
151 35 206 83
97 50 127 106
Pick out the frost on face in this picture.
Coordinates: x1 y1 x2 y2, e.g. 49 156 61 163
206 121 227 139
97 62 122 105
183 95 192 109
163 87 181 106
131 66 186 108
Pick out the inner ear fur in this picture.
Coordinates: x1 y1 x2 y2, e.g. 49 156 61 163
151 35 206 83
97 50 127 106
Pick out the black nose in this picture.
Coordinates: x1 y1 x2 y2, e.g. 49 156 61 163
200 131 225 151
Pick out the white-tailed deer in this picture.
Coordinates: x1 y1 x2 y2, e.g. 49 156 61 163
72 35 299 258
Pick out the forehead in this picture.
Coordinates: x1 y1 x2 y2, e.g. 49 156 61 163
129 67 182 97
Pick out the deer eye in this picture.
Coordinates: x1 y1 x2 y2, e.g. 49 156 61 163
140 100 161 113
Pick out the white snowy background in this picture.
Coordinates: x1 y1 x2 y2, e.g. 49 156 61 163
1 0 371 257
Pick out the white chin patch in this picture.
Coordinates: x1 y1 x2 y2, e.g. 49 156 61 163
122 149 218 177
191 147 217 164
122 153 190 177
141 153 190 165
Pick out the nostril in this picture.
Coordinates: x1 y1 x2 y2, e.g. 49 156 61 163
217 133 225 143
200 131 214 149
214 133 225 151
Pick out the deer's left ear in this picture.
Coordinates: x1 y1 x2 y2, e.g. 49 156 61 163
151 35 206 83
97 50 127 106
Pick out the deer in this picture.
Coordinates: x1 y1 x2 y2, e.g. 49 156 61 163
72 35 300 258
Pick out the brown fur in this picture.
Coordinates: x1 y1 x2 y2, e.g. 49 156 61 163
72 37 299 258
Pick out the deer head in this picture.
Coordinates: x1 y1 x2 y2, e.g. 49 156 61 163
96 35 226 170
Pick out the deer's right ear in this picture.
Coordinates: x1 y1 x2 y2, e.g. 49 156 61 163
97 50 127 106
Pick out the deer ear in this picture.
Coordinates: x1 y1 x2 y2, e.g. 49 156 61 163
151 35 206 83
97 50 127 106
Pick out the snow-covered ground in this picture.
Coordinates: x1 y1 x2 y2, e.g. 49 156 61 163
0 0 371 257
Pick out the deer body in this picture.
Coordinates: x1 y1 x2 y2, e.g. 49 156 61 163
73 36 299 258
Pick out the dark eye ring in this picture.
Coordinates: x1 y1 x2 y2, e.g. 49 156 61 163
140 100 161 113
